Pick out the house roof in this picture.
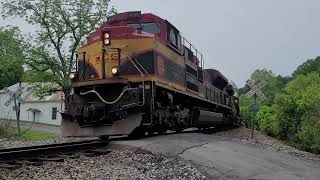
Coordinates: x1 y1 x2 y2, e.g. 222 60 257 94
26 108 41 112
24 91 64 102
0 83 64 103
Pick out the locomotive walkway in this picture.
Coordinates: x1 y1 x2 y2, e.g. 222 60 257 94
113 130 320 180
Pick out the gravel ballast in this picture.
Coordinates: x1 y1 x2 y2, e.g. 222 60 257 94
0 137 99 149
0 144 207 180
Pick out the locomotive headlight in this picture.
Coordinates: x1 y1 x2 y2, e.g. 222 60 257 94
104 33 110 39
104 32 111 45
104 39 110 45
69 72 76 80
111 67 119 76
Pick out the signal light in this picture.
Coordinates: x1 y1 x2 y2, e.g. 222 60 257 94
69 72 76 80
104 33 110 39
104 32 111 46
104 39 110 45
111 67 119 76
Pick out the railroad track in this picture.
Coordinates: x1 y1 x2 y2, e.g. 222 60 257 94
0 126 236 169
0 139 110 169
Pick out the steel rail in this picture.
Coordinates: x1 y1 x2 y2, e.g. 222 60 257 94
0 139 109 162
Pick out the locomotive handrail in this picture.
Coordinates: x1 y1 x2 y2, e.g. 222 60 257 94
119 51 147 107
130 55 155 109
120 51 151 77
80 87 138 105
132 57 151 77
80 51 148 107
126 55 146 107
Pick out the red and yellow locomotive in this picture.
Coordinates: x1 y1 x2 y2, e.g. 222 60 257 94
62 11 240 138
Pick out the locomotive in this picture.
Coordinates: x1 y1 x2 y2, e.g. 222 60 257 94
61 11 240 138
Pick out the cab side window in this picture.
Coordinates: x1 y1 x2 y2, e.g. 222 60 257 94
167 24 182 51
169 29 177 46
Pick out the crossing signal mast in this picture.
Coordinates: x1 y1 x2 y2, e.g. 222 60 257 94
246 79 267 139
3 82 25 136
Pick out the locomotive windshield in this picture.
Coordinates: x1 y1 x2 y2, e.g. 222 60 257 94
128 23 161 34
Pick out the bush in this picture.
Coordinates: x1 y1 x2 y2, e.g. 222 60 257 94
0 119 14 138
239 95 254 128
273 94 301 141
256 105 276 136
298 107 320 153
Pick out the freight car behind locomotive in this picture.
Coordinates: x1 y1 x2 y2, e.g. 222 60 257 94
61 11 240 138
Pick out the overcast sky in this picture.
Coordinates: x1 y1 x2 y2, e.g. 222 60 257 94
1 0 320 86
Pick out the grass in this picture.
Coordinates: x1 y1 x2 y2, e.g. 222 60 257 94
1 126 61 141
1 119 61 141
20 120 61 127
0 119 15 138
2 119 61 127
18 129 61 141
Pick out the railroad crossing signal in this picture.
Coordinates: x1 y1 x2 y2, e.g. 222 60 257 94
245 79 267 139
246 80 267 101
3 86 25 107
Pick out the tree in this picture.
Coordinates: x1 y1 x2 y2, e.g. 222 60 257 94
2 0 116 94
0 26 24 90
292 57 320 77
274 73 320 142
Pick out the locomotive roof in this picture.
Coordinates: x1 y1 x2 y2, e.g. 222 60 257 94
101 11 165 28
205 69 229 90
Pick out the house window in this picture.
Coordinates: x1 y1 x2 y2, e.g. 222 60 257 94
52 107 57 120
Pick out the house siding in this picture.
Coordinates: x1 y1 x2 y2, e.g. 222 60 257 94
0 83 64 126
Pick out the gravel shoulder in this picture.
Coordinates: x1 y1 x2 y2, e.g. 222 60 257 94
113 128 320 179
214 127 320 161
0 144 208 180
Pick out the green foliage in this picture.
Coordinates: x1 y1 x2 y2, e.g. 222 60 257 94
273 94 301 140
0 26 24 89
256 105 276 136
2 0 116 92
0 120 14 138
240 63 320 153
292 57 320 77
239 95 253 128
259 73 320 142
298 107 320 153
19 129 61 141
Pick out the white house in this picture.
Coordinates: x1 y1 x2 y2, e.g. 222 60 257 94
0 83 64 126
